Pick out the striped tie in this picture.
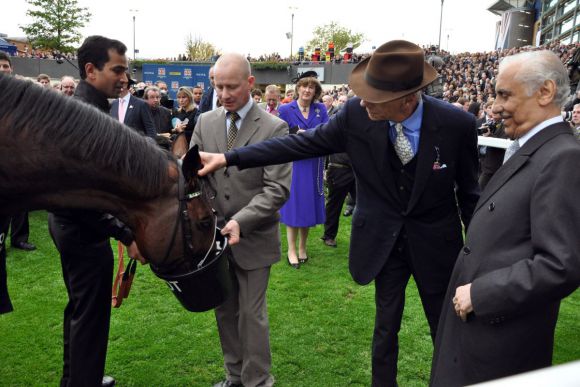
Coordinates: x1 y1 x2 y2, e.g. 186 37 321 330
227 111 240 150
503 139 520 164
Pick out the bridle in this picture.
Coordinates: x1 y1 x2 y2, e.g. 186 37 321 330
157 160 218 272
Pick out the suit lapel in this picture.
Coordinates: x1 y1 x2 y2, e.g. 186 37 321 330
235 104 260 148
366 120 400 201
473 123 571 214
212 108 228 152
407 99 439 213
407 121 438 212
123 95 135 124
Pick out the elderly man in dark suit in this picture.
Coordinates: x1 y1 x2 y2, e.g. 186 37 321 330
110 78 156 138
191 53 291 387
143 85 172 134
197 40 480 387
430 50 580 387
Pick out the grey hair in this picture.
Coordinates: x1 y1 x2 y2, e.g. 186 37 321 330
143 85 160 99
499 50 570 108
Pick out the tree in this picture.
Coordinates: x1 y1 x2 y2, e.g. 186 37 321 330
185 35 220 62
20 0 91 54
305 21 365 55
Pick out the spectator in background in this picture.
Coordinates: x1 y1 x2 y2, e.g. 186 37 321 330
155 80 173 110
258 84 281 116
60 76 76 97
278 74 329 268
251 88 262 103
172 86 198 143
571 103 580 139
37 73 51 87
322 94 339 116
110 77 157 139
281 89 294 104
144 85 172 135
192 85 203 107
478 111 507 189
199 65 219 113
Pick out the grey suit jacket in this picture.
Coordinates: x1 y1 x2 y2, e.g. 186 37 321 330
191 102 291 270
431 122 580 386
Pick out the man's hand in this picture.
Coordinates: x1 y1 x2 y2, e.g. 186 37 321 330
453 283 473 322
198 151 227 176
221 219 241 245
125 241 147 264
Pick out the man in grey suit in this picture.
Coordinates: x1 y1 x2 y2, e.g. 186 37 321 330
257 84 281 116
431 50 580 386
190 53 291 387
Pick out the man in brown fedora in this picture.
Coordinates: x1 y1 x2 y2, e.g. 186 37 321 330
196 40 480 386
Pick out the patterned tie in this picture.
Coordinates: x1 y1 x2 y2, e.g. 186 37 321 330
503 139 520 164
393 123 414 165
118 98 125 123
227 111 240 150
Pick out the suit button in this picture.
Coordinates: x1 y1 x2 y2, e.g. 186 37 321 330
392 232 398 238
463 246 471 255
224 194 230 200
488 202 495 211
399 186 405 191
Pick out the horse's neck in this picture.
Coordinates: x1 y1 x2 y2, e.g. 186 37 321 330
0 139 178 227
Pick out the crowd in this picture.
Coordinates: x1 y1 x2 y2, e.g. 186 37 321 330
2 34 580 387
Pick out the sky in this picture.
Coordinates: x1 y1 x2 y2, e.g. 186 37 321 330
2 0 500 59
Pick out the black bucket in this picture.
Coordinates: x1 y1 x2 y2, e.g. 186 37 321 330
151 230 232 312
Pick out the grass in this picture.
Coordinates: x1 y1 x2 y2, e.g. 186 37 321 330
0 211 578 386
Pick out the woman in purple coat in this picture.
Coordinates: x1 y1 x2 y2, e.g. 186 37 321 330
278 75 329 267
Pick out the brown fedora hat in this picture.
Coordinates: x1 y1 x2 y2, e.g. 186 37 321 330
349 40 438 103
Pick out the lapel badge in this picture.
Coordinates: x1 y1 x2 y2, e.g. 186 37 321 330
433 146 447 170
129 105 134 109
315 108 320 118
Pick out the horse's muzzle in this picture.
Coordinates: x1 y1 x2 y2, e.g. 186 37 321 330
151 229 232 312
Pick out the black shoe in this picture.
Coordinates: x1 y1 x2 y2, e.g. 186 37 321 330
12 241 36 251
298 256 309 264
287 256 300 269
324 238 337 248
102 375 116 387
213 380 243 387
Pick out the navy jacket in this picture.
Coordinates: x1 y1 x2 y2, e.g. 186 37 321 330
227 95 480 286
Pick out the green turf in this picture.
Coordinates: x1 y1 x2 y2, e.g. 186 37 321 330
0 211 578 386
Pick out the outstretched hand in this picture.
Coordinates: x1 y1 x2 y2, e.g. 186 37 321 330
198 152 227 176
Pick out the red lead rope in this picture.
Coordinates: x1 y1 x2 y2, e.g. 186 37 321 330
112 241 137 308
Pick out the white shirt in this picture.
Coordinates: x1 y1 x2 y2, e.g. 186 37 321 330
518 115 563 147
225 97 253 136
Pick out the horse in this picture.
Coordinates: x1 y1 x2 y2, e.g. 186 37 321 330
0 74 219 281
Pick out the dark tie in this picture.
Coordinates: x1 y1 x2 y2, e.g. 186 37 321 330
227 111 240 150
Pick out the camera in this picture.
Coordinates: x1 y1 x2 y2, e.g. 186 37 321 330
477 123 490 135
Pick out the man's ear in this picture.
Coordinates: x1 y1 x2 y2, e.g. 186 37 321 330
537 79 557 107
85 63 96 81
182 144 202 181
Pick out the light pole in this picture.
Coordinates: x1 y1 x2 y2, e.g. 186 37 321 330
289 6 297 60
438 0 444 50
129 9 139 61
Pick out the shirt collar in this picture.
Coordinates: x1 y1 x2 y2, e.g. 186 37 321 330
120 93 131 104
227 96 253 121
518 115 563 147
389 96 423 131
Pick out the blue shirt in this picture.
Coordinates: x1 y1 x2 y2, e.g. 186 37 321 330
388 98 423 154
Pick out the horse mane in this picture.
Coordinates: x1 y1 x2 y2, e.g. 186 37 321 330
0 74 172 199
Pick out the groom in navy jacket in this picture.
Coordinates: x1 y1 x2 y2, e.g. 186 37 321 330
198 40 480 386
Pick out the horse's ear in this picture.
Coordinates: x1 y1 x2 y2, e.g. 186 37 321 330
182 144 203 180
171 133 188 159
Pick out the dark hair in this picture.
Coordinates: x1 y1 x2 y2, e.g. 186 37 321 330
0 51 12 67
251 88 262 97
77 35 127 80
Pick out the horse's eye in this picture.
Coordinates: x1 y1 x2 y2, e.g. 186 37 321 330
198 216 213 229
